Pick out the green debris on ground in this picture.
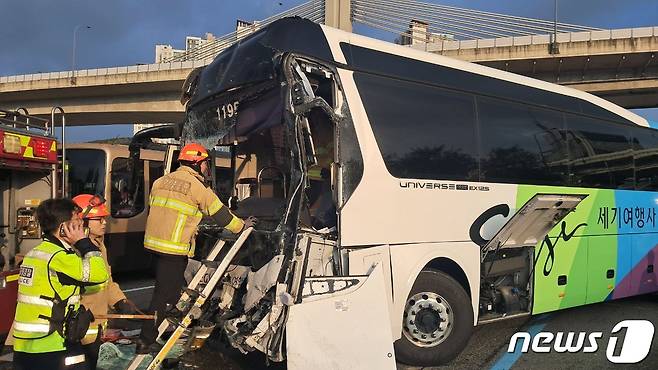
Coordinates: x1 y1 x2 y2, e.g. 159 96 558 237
97 342 185 370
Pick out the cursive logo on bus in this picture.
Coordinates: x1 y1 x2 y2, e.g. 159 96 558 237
534 221 587 276
470 205 587 277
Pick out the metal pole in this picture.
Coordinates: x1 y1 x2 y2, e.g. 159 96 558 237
550 0 559 54
71 25 91 85
51 107 66 197
554 0 558 41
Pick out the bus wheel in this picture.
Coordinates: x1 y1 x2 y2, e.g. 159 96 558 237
394 269 473 366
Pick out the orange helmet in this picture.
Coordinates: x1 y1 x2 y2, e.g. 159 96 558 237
178 143 209 163
73 194 109 218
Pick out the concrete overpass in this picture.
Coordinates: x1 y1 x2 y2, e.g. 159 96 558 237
422 27 658 109
0 61 210 125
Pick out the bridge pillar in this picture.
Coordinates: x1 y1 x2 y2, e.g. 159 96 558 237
325 0 352 32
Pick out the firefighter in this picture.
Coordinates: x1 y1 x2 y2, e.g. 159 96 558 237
72 194 137 370
136 142 256 353
12 198 109 370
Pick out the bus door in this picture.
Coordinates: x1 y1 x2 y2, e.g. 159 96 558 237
479 194 586 320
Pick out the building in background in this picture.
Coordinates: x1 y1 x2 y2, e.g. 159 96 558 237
139 33 216 141
154 33 215 63
154 45 185 64
236 19 260 40
396 20 454 48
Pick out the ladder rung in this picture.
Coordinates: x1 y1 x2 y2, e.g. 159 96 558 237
202 260 221 268
166 316 182 328
139 228 254 370
182 287 201 299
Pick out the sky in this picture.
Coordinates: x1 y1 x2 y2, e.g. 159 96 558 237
0 0 656 141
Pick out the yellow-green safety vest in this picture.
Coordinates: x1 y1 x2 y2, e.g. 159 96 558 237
13 238 109 353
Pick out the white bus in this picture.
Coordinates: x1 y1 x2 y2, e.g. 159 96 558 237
178 18 657 368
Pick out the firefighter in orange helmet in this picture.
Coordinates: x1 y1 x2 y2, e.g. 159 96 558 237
136 143 256 353
72 194 136 370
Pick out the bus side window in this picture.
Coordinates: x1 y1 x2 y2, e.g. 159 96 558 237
111 157 145 218
632 129 658 191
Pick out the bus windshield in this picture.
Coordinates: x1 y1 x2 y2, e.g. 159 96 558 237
67 149 106 198
183 85 288 229
183 85 283 149
191 29 277 108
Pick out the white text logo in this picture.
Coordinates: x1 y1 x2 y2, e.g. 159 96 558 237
507 320 654 363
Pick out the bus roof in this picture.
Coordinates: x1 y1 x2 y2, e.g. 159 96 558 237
321 23 649 128
193 17 647 128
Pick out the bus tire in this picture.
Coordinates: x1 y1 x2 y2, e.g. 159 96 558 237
394 269 473 366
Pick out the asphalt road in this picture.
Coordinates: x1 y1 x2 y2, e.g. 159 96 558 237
116 273 658 370
114 272 155 311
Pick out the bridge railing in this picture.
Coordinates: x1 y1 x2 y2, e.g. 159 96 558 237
0 59 212 84
424 26 658 53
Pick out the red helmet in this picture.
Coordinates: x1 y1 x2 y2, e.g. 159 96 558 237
73 194 109 218
178 143 209 163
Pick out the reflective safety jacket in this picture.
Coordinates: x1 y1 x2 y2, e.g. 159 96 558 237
144 166 244 257
80 235 126 345
13 236 109 353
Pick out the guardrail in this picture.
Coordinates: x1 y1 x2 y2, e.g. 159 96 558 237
425 26 658 52
0 58 214 84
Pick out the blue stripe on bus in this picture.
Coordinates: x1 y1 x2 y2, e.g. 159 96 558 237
489 314 552 370
615 191 658 274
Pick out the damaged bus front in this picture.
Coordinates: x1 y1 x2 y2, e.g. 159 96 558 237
181 18 396 369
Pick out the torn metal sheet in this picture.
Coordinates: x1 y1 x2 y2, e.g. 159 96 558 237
224 315 250 353
244 312 272 352
184 259 220 299
219 285 235 311
244 254 285 311
300 233 336 277
219 265 249 310
226 265 250 288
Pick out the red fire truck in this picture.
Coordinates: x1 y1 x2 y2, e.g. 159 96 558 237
0 109 59 344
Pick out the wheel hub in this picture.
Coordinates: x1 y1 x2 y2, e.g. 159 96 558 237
402 291 453 347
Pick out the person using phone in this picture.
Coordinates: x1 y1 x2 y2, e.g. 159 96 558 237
12 198 109 370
